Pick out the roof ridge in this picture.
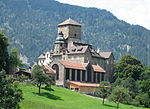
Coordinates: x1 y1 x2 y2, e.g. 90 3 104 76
58 18 81 26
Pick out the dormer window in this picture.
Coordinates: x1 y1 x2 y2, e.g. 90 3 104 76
77 48 83 51
72 48 76 52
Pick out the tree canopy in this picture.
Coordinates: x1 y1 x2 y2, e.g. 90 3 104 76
109 86 131 109
98 81 111 105
0 31 24 74
0 0 150 65
32 65 51 95
0 31 9 73
0 70 23 109
114 54 144 80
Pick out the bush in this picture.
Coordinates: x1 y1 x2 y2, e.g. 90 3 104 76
135 93 150 108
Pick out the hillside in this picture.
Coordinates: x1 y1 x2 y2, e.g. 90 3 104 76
0 0 150 65
19 83 147 109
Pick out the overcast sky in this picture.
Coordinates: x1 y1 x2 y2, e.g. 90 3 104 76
56 0 150 30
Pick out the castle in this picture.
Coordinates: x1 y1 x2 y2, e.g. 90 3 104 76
38 18 114 91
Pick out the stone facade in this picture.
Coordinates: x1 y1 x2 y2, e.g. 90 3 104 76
38 18 114 87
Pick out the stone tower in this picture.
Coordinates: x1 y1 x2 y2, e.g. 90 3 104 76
57 18 81 43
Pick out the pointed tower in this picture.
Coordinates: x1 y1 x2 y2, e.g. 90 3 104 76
58 18 81 43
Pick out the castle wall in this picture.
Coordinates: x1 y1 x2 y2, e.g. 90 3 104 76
84 48 92 63
68 25 81 39
65 54 85 63
58 26 69 39
51 60 65 86
103 55 114 82
58 25 81 42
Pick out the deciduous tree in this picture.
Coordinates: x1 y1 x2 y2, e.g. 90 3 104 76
0 70 23 109
32 65 51 95
0 31 9 73
135 93 150 108
109 86 131 109
98 81 111 105
114 54 144 80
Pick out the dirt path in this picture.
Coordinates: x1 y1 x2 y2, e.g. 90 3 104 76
83 94 106 101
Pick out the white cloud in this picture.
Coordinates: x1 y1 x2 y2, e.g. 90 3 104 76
56 0 150 30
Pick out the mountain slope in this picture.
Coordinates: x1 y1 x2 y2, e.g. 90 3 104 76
19 83 146 109
0 0 150 65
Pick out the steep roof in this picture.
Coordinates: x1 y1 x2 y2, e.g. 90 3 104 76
60 60 105 72
69 81 99 87
92 65 106 72
60 60 87 70
43 65 56 74
58 18 81 26
38 53 46 59
99 52 112 59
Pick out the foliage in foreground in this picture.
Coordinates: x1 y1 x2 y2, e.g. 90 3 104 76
0 31 24 74
0 70 23 109
0 31 9 73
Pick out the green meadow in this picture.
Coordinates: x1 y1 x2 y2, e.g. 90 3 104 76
19 83 148 109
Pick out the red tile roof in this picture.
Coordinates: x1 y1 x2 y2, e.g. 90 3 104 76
43 65 56 74
92 65 106 72
60 60 87 70
69 81 99 87
60 61 105 72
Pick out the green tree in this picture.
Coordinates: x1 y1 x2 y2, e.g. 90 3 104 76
0 70 23 109
0 31 24 74
109 86 131 109
135 93 150 108
98 81 111 105
139 66 150 94
121 77 139 98
135 66 150 108
32 65 51 95
140 66 150 80
8 48 24 74
0 31 9 73
114 54 144 80
9 48 24 68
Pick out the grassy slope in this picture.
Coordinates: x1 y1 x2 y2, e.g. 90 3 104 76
19 83 147 109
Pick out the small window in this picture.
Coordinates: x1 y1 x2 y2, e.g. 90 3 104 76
74 34 77 37
75 88 79 91
107 60 109 64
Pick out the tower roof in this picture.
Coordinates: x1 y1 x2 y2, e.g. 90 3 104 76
58 18 81 27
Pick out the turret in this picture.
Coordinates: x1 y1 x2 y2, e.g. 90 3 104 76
54 32 66 54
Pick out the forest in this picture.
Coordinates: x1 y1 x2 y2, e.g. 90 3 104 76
0 0 150 65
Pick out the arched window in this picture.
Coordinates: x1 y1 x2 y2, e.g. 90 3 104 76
52 64 59 80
